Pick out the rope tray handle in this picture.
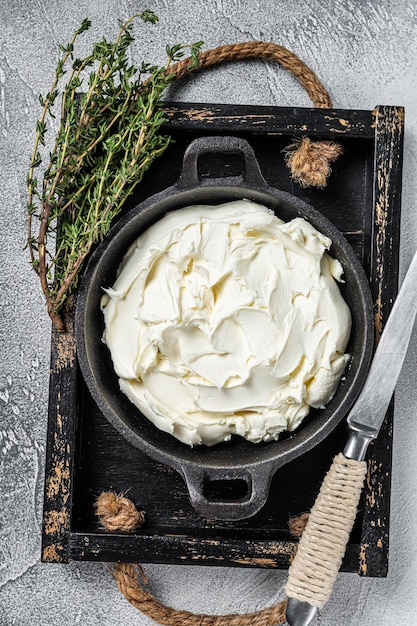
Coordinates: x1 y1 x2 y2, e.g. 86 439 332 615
168 41 343 189
95 492 310 625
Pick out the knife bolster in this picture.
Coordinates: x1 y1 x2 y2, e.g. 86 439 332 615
344 426 375 461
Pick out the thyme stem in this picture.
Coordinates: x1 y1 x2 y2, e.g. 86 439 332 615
26 12 203 330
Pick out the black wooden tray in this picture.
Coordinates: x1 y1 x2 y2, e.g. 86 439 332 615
42 102 404 577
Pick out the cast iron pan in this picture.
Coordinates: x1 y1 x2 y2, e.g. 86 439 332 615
75 136 374 521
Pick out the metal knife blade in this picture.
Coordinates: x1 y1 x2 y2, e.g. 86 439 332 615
345 247 417 457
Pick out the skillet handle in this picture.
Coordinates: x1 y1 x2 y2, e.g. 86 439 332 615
181 464 273 521
176 135 267 189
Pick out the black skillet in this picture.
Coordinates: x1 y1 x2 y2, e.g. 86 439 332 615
75 135 374 521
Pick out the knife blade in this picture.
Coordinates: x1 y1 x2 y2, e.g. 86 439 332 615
285 246 417 626
345 247 417 455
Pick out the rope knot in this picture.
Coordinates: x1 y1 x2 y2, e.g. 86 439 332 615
95 491 145 532
284 137 344 188
288 512 310 538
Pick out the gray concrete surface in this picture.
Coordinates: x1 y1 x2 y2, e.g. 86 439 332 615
1 0 417 624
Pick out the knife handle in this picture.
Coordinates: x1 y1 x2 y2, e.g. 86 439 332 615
285 453 367 619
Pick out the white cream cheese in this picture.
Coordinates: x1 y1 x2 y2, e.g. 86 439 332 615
101 200 351 446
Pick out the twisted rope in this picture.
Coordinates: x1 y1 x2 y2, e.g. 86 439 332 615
95 492 309 625
169 41 332 108
168 41 343 188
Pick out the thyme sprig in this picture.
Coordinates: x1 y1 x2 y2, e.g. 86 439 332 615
27 12 203 331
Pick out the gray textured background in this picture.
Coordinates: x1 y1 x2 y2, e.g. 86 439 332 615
1 0 417 624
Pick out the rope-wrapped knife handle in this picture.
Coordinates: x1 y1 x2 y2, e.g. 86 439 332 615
285 453 367 610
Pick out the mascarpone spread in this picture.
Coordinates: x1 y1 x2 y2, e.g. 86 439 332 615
101 200 351 446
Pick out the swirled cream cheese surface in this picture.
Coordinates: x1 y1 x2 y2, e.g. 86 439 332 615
101 200 351 446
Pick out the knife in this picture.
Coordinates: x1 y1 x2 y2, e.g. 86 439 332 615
285 246 417 626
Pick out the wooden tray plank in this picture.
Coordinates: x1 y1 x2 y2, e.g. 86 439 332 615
162 103 375 138
358 105 404 577
42 324 77 563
